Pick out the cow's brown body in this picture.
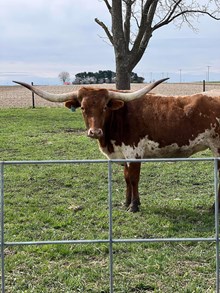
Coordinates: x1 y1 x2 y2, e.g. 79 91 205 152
67 88 220 211
13 80 220 212
98 93 220 158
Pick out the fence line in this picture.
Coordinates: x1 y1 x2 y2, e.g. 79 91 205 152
24 80 217 108
0 158 220 292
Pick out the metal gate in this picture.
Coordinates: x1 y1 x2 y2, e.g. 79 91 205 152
0 158 219 292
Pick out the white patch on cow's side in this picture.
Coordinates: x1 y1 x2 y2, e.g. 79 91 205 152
216 117 220 125
99 126 220 160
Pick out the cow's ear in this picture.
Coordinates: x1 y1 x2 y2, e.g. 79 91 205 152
65 99 81 111
107 99 124 110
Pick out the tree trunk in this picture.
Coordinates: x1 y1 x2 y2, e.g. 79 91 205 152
111 0 131 90
115 61 131 90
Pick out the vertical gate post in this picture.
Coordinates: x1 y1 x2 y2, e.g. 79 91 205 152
0 162 5 293
214 158 220 292
108 160 114 293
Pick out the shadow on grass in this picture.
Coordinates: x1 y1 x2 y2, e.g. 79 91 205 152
142 202 215 238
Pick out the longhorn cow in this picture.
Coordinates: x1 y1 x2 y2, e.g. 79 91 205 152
14 79 220 212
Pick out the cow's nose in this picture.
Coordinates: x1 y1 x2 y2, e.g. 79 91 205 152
88 128 103 138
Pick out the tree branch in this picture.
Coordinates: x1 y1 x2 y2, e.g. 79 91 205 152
130 0 157 66
95 18 114 45
123 0 135 48
153 9 220 31
103 0 112 14
153 0 220 31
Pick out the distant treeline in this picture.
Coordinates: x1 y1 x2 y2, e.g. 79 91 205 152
73 70 144 84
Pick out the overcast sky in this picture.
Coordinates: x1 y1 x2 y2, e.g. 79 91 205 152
1 0 220 85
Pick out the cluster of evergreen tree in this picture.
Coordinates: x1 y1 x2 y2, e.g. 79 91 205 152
75 70 115 84
74 70 144 84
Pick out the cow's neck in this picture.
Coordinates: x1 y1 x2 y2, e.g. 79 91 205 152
98 110 123 154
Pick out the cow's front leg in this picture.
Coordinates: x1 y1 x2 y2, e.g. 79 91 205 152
123 162 141 212
124 163 132 207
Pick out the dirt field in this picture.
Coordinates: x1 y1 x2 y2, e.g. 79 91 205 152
1 82 220 108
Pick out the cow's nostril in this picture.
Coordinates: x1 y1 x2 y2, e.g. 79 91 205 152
88 128 103 138
97 129 102 135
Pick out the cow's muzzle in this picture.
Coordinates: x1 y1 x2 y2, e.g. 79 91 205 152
88 128 103 139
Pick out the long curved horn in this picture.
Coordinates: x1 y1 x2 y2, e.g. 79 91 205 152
13 81 78 102
108 78 169 101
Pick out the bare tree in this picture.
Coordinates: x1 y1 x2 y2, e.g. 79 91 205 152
95 0 220 89
58 71 70 84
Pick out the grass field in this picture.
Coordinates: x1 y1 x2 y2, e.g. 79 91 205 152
0 107 218 292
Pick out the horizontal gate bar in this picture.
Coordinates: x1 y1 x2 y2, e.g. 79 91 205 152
0 157 216 165
5 237 217 247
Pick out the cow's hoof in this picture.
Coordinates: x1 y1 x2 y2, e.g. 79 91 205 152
123 201 131 208
127 205 139 213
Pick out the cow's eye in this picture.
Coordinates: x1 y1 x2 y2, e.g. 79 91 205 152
103 106 107 112
81 107 85 111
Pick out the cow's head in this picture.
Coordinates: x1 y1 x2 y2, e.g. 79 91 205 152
65 87 126 138
13 78 168 139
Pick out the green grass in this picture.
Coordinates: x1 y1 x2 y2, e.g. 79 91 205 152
0 107 218 292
